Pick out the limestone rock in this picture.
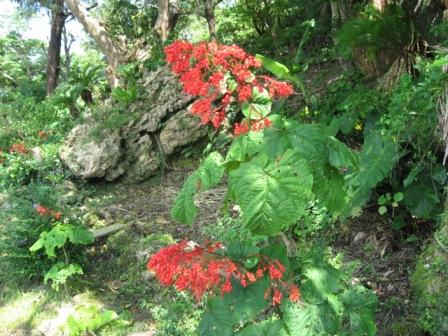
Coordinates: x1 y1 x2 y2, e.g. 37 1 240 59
60 124 123 181
160 108 207 155
60 66 204 182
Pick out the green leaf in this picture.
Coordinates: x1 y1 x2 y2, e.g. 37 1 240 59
242 88 272 120
348 132 398 190
313 165 347 214
236 319 288 336
229 150 313 235
377 195 387 205
199 297 234 336
282 300 339 336
224 278 269 324
391 216 406 230
262 121 329 165
66 225 94 245
393 192 404 202
328 137 359 172
255 54 292 81
403 179 442 219
432 164 446 185
226 242 259 262
225 131 263 163
403 166 421 187
378 206 387 215
29 224 93 257
340 286 378 336
170 174 197 225
171 152 225 225
302 262 348 304
30 226 67 257
29 236 45 253
44 262 83 290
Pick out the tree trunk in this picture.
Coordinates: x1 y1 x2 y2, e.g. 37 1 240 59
330 1 347 36
204 0 217 42
62 26 75 80
46 0 66 96
154 0 180 43
373 0 387 12
444 0 448 21
63 0 127 87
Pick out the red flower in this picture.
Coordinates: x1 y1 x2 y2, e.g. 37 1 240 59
164 40 293 133
147 241 299 305
53 212 62 220
289 285 300 302
233 122 250 136
37 131 47 139
191 98 213 124
272 289 283 306
246 272 256 283
212 110 225 128
147 241 240 301
238 85 252 102
35 204 51 216
265 78 294 98
268 260 285 280
9 143 28 154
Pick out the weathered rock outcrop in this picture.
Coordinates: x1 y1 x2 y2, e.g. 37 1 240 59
60 66 206 182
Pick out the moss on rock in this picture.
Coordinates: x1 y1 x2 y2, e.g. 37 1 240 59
411 223 448 335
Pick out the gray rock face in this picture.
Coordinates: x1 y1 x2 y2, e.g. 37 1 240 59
60 66 205 182
60 124 123 181
160 108 207 155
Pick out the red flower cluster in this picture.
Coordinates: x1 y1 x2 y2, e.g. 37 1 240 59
164 40 293 135
9 143 28 154
147 241 300 305
37 131 48 139
233 118 273 136
35 204 62 220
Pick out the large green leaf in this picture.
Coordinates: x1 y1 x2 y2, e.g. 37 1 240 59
171 152 225 225
236 319 288 336
66 225 94 245
224 278 269 323
313 164 347 215
282 300 339 336
341 132 398 217
242 88 272 120
340 286 378 336
328 137 359 172
403 178 442 219
347 132 397 190
262 121 329 164
44 262 83 290
255 54 301 87
29 226 67 257
301 261 348 307
170 175 197 225
229 150 313 236
29 223 94 257
226 130 264 163
256 54 292 80
198 297 234 336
